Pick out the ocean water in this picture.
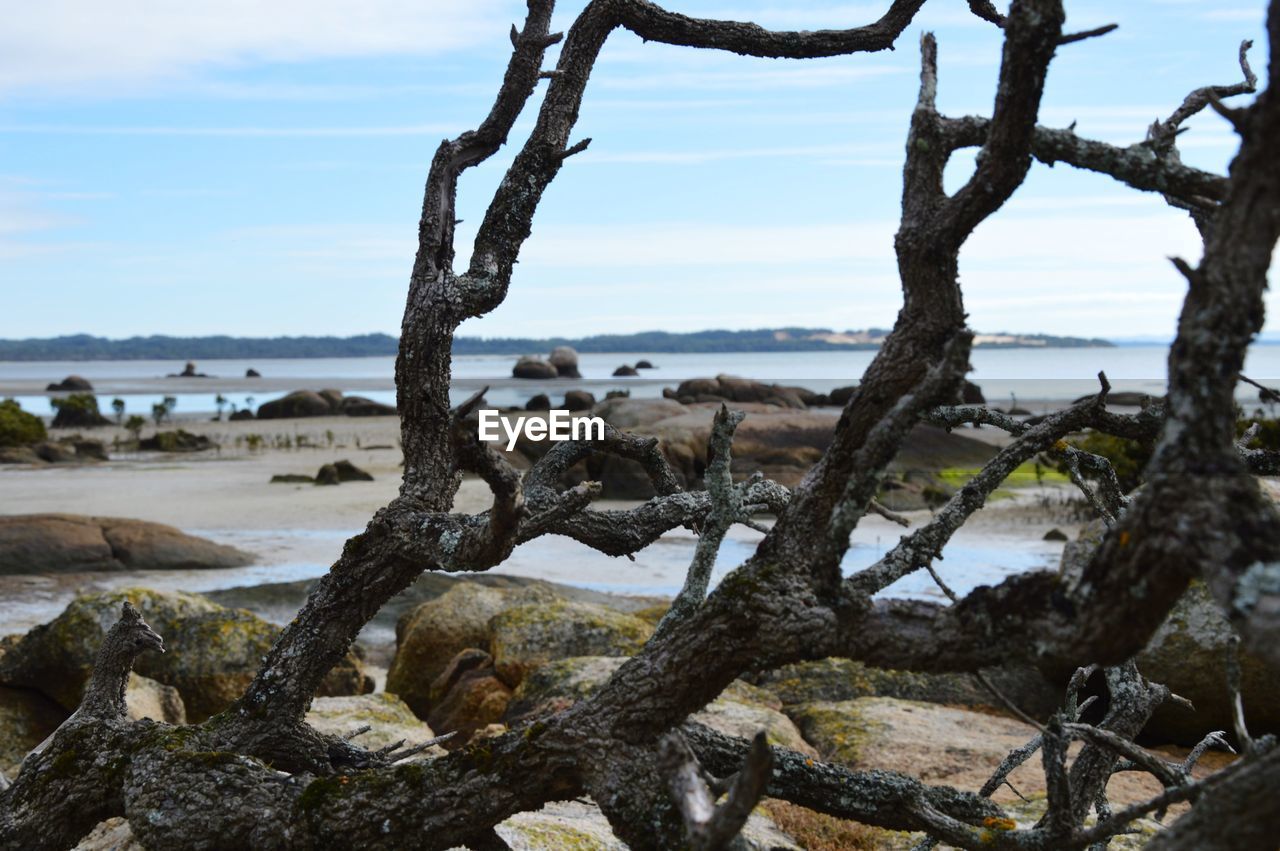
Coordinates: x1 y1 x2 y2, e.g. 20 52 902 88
3 345 1279 415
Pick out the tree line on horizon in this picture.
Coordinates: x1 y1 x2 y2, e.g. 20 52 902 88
0 328 1113 361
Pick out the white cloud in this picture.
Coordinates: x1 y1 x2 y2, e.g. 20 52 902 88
0 0 517 95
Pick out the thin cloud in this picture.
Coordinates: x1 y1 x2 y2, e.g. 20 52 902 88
0 123 460 137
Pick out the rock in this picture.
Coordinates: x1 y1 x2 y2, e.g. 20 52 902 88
756 657 1062 719
604 390 629 400
73 439 108 461
791 697 1044 789
525 393 552 411
548 346 581 379
1137 582 1280 743
228 409 254 421
0 588 368 722
562 390 595 412
512 356 558 380
426 650 512 744
612 365 639 377
488 600 653 687
306 693 446 756
591 397 686 429
1043 527 1069 542
504 656 813 755
634 360 655 369
0 446 41 465
959 380 985 405
34 441 79 464
672 375 807 409
179 362 198 377
340 396 396 417
71 818 143 851
255 390 333 419
0 685 65 774
1059 522 1279 742
314 464 341 486
45 375 94 392
828 385 856 406
317 389 345 411
125 673 186 724
388 584 552 717
319 649 377 698
332 459 373 482
270 474 314 484
245 368 261 378
0 514 254 574
137 430 215 452
50 394 110 428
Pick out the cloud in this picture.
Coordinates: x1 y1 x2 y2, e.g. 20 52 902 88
0 0 517 95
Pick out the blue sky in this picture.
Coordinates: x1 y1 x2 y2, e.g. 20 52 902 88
1 1 1273 341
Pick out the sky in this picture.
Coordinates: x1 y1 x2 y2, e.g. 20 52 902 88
0 0 1274 342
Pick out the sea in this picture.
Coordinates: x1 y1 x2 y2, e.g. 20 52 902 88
3 344 1280 417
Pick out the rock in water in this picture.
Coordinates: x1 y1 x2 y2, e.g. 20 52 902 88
245 368 261 378
45 375 93 392
512 355 558 379
0 514 254 574
612 365 638 377
548 346 581 378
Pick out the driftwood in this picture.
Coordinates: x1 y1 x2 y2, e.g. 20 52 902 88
2 0 1278 848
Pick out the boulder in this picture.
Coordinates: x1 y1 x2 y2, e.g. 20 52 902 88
756 657 1062 719
50 394 110 429
959 380 985 405
245 368 261 378
255 390 333 419
315 464 341 485
340 396 396 417
562 390 595 412
0 514 254 574
828 385 856 406
488 600 653 687
548 346 581 379
504 656 813 755
34 442 79 464
45 375 93 392
228 409 254 421
591 397 686 430
73 439 108 461
125 673 186 724
0 685 65 774
0 588 367 722
387 584 553 717
270 474 315 484
71 818 142 851
307 693 446 756
1060 522 1280 742
1137 582 1280 743
332 459 373 482
318 389 345 411
512 356 558 380
0 446 41 465
138 430 215 452
612 365 638 377
426 650 512 744
524 393 552 411
1043 527 1068 542
634 360 655 370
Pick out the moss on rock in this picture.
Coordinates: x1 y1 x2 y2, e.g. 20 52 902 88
488 602 652 688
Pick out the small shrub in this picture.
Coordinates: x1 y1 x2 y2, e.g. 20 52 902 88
0 398 47 447
51 393 109 429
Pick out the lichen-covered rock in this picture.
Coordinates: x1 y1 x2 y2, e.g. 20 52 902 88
0 588 368 722
71 817 144 851
692 690 816 757
426 650 512 745
1061 523 1279 743
790 697 1041 791
306 693 447 756
488 602 653 688
0 684 65 774
125 673 186 725
1137 581 1280 743
757 657 1061 719
0 514 254 574
387 583 553 718
494 799 798 851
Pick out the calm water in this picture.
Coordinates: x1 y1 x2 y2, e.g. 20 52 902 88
4 345 1280 415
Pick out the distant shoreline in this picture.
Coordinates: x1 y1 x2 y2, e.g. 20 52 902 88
0 329 1114 361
